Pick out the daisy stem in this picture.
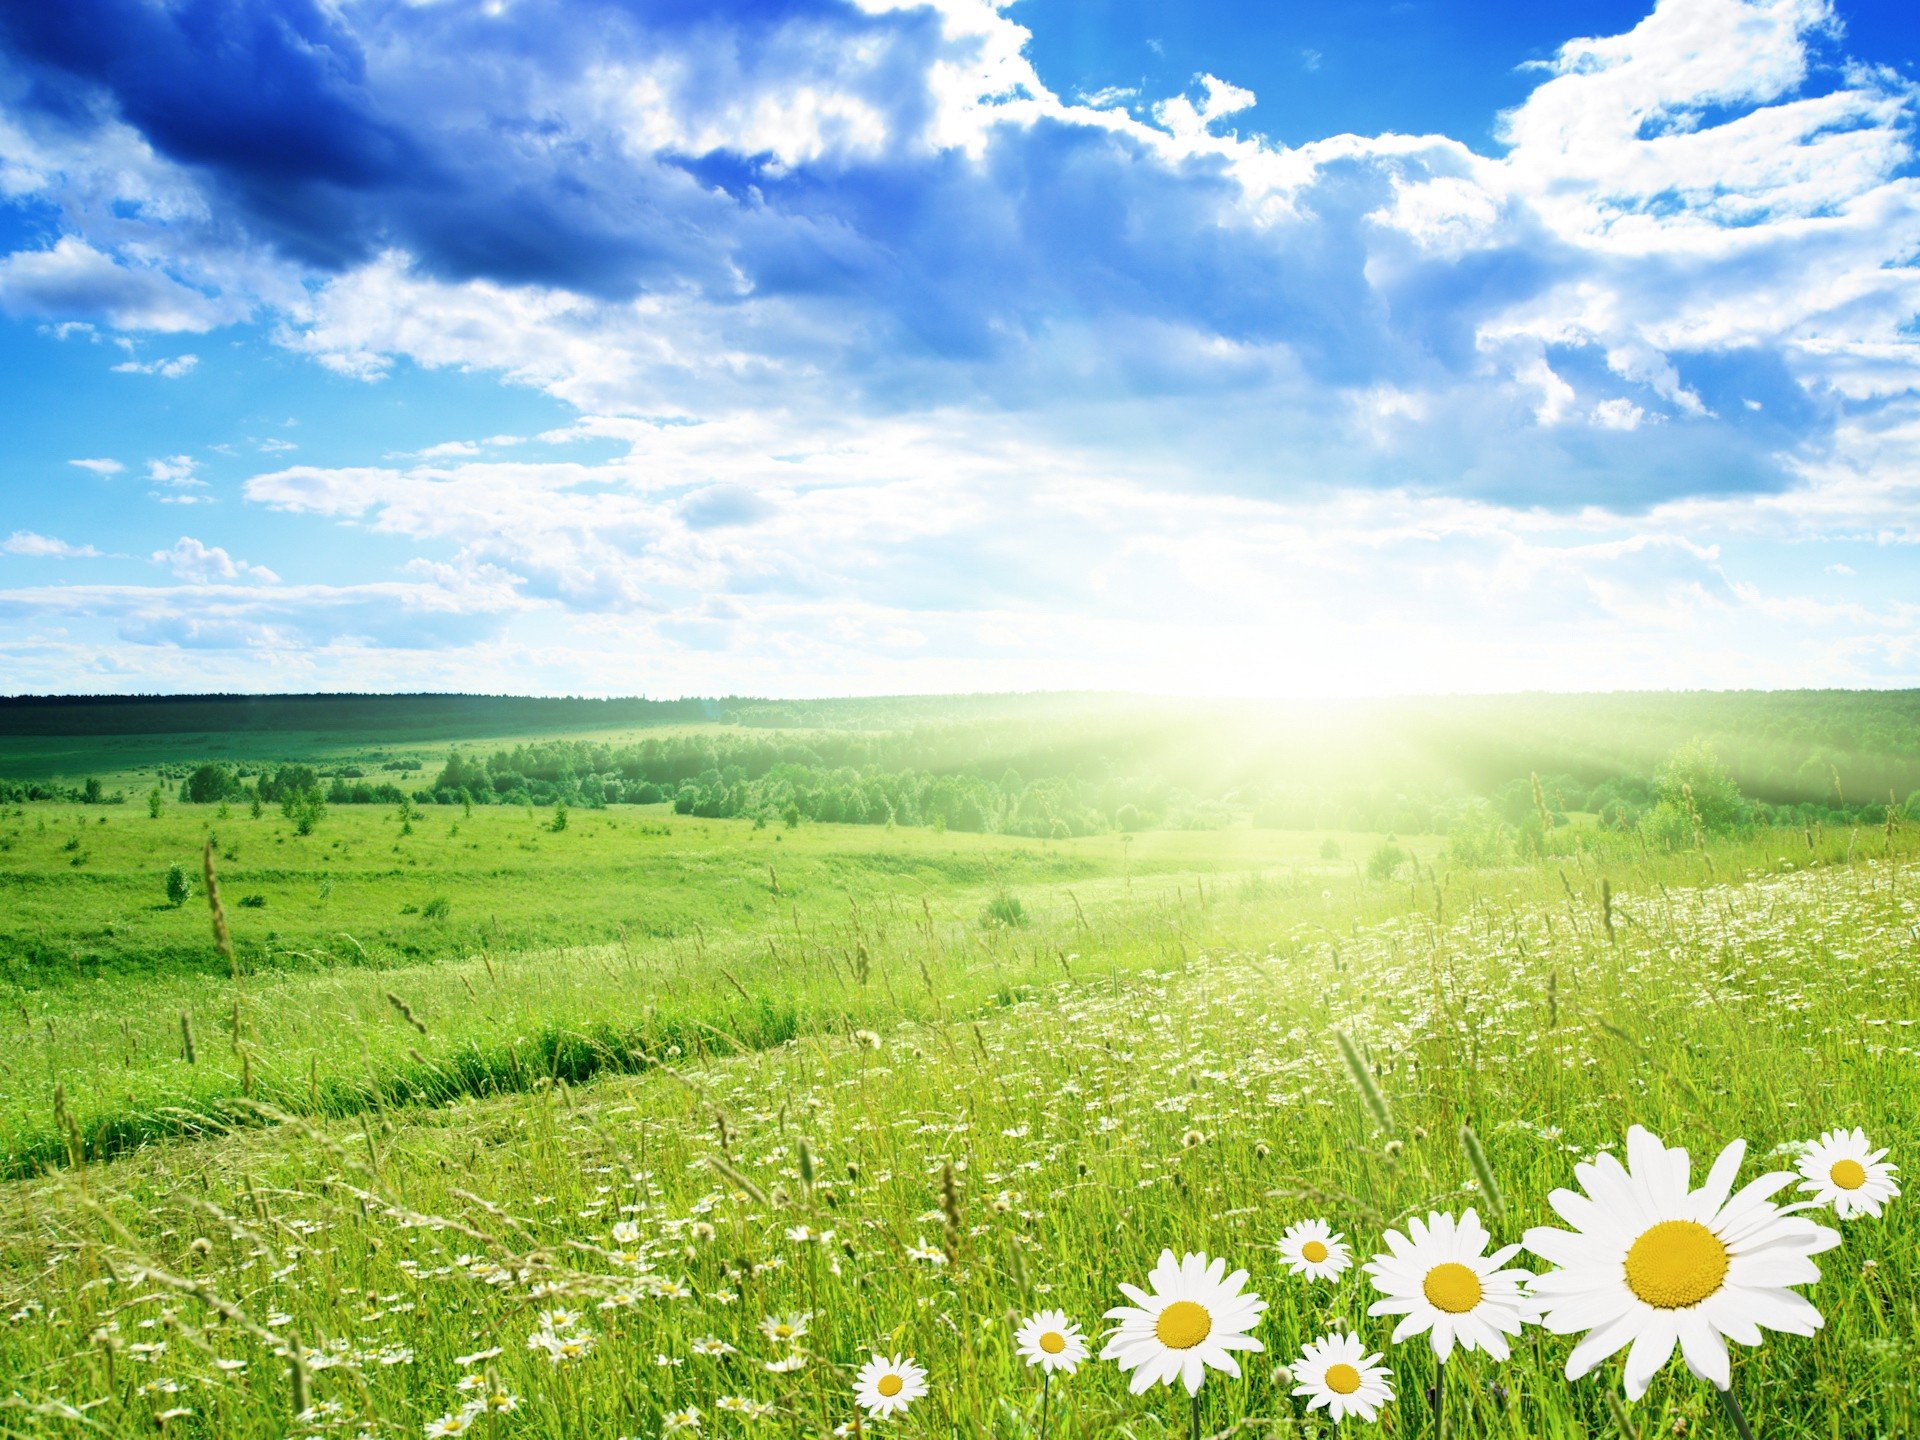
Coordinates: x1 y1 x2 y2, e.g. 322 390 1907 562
1189 1392 1202 1440
1716 1384 1758 1440
1038 1372 1051 1440
1433 1358 1446 1439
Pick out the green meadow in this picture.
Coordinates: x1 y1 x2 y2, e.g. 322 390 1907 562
0 694 1913 1437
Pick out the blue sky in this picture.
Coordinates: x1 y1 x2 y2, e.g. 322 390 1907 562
1 0 1917 697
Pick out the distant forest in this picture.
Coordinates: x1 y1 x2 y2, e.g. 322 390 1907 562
4 690 1920 854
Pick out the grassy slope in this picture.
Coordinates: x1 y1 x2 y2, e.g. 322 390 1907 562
0 809 1418 1172
1 802 1340 979
0 833 1912 1438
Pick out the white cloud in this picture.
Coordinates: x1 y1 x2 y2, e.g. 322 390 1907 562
0 238 235 332
145 455 203 487
149 536 279 583
67 457 124 476
111 353 199 378
3 531 102 559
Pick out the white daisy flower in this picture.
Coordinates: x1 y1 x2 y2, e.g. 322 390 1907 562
1277 1219 1352 1282
853 1353 927 1419
1524 1125 1841 1399
1101 1249 1266 1396
1364 1208 1538 1362
1290 1330 1394 1423
1014 1309 1088 1374
1796 1128 1899 1219
759 1312 812 1345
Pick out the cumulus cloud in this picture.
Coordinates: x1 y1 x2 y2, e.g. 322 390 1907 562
3 531 102 559
0 0 1911 517
151 536 278 583
145 455 203 487
67 457 123 475
112 352 198 377
0 237 233 331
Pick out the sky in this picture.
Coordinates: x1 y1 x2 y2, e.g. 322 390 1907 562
0 0 1917 699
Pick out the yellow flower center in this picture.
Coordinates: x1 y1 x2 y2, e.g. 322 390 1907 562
773 1325 792 1338
1325 1362 1362 1395
1039 1331 1066 1354
1154 1300 1213 1350
1422 1262 1483 1314
1302 1240 1329 1263
877 1374 903 1398
1624 1220 1729 1309
1831 1158 1868 1191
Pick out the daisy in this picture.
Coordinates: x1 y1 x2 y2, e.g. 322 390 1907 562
1277 1219 1352 1282
1290 1331 1394 1424
1101 1249 1266 1396
1524 1126 1841 1399
1797 1128 1899 1219
1015 1310 1089 1374
1364 1209 1538 1361
854 1353 927 1419
759 1312 812 1346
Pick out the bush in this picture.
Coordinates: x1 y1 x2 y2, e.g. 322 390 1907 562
182 763 241 804
981 891 1028 929
282 791 326 836
163 863 192 907
1444 802 1515 869
420 896 452 921
1365 839 1408 882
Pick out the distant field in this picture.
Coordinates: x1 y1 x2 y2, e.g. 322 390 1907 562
0 801 1429 1172
0 802 1390 980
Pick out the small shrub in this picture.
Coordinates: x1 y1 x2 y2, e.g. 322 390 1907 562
1366 838 1409 882
419 896 452 921
981 891 1028 929
163 863 192 907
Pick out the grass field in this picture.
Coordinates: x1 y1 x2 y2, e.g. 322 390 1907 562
0 801 1436 1174
0 808 1912 1437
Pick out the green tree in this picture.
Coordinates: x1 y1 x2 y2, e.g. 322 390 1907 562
1366 838 1409 882
183 763 240 804
163 863 191 907
1444 802 1514 869
146 787 164 820
282 791 326 836
1654 741 1747 835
